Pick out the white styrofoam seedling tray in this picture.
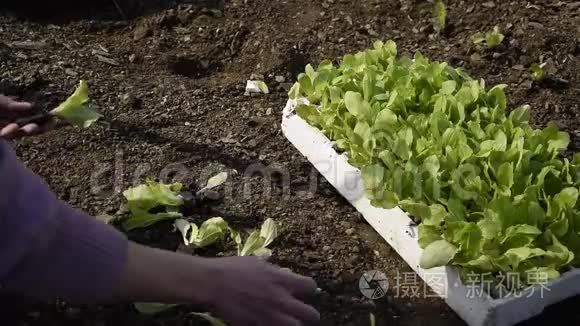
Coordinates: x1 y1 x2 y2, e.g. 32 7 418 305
281 99 580 326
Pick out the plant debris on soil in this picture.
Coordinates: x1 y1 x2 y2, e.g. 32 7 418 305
1 0 579 325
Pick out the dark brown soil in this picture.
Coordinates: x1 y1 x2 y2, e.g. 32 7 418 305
0 0 579 325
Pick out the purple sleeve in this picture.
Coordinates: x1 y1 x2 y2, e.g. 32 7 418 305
0 140 128 303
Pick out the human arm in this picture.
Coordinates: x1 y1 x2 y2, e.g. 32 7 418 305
0 139 129 302
0 139 319 325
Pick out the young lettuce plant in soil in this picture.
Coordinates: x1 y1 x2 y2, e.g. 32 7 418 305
121 172 230 230
134 217 279 321
289 40 580 293
432 0 446 34
530 63 547 82
50 80 103 128
472 26 505 49
124 175 280 322
16 80 103 129
122 179 185 230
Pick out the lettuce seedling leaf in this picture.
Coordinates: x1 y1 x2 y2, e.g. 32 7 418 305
432 0 446 33
531 63 547 81
174 217 229 248
418 224 442 248
123 210 183 230
486 26 505 48
174 218 193 245
193 217 229 247
122 180 184 230
199 172 228 192
420 239 458 269
260 218 278 247
472 26 504 49
344 91 372 120
500 224 541 249
50 80 102 128
240 230 267 256
191 313 227 326
134 303 178 315
237 219 279 257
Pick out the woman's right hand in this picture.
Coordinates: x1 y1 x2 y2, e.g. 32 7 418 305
200 256 320 326
118 242 320 326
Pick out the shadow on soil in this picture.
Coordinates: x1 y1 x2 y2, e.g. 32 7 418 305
0 0 223 23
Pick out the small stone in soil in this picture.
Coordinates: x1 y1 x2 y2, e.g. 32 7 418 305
275 75 286 83
65 68 77 76
133 23 152 40
482 1 495 8
522 79 534 89
345 228 355 235
323 245 331 251
470 53 482 63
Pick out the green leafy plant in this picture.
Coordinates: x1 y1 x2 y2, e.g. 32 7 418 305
135 218 279 321
432 0 446 33
369 313 376 326
472 26 505 49
174 217 230 248
232 218 279 257
173 216 280 256
50 80 102 128
134 304 227 326
191 313 227 326
133 303 178 315
122 180 185 230
289 40 580 292
530 63 547 81
197 172 228 194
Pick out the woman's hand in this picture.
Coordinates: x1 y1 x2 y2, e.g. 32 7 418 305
0 95 48 139
117 242 320 326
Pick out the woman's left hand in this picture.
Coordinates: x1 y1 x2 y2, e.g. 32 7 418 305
0 95 46 139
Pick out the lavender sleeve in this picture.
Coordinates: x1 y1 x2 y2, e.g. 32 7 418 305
0 140 128 303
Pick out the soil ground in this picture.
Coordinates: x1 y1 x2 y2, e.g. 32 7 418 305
0 0 579 325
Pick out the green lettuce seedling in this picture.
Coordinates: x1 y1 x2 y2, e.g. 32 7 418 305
233 218 279 257
174 217 230 248
197 172 228 195
472 26 505 49
530 63 547 81
191 313 227 326
50 80 103 128
432 0 446 33
122 180 185 230
133 303 178 315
